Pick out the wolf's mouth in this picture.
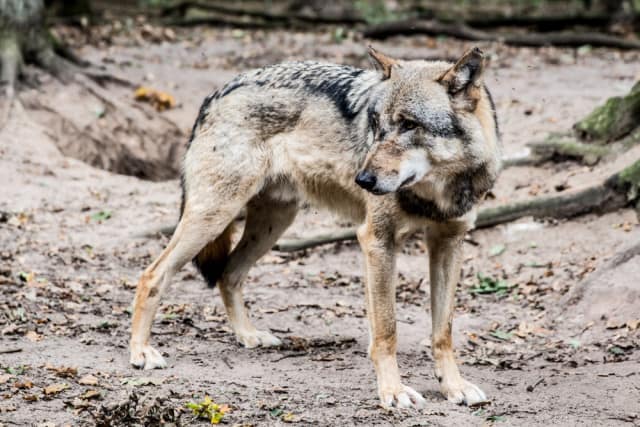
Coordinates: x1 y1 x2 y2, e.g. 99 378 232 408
370 188 387 196
399 174 416 189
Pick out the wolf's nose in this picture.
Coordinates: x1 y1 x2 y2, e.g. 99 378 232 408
355 170 377 190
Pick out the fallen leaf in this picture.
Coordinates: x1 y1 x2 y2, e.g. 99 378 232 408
489 244 506 257
18 271 34 283
490 330 513 341
67 397 91 409
44 383 69 395
0 374 13 384
186 396 229 424
606 320 625 330
80 389 101 400
14 380 33 389
283 412 298 423
78 374 99 386
608 346 625 355
46 365 77 378
121 377 164 387
90 210 112 222
5 366 27 375
134 86 176 111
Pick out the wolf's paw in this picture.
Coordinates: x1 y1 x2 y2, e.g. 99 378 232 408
130 345 167 370
379 384 426 409
441 378 486 406
237 330 282 349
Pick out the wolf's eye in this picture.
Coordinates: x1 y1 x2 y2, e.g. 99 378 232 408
399 118 419 132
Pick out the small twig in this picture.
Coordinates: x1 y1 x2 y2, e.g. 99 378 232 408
273 228 357 252
221 355 233 369
0 347 23 354
526 377 545 392
271 352 309 363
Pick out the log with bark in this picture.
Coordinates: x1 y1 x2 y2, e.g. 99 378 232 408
160 0 640 33
143 159 640 251
363 19 640 49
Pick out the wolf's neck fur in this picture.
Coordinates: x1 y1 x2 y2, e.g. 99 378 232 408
396 163 493 222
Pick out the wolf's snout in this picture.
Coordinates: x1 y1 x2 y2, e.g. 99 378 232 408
355 170 377 190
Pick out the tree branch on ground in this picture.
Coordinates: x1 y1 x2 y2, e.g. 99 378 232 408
143 159 639 252
363 20 640 50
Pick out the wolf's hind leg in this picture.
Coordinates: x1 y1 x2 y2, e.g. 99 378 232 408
130 147 266 369
130 218 216 369
219 192 297 348
129 208 245 369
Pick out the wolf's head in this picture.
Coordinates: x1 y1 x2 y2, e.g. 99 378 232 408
356 47 501 218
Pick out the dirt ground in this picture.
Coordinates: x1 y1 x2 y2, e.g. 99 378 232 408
1 23 639 426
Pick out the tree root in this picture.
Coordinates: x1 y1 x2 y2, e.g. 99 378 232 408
501 128 640 169
273 229 358 252
33 45 134 87
363 20 640 50
283 160 640 249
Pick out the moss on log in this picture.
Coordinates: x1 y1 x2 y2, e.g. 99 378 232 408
611 158 640 201
574 81 640 143
528 134 613 165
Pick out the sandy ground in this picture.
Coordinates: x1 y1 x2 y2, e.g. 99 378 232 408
1 26 639 426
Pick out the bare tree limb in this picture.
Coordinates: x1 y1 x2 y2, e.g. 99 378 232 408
363 20 640 50
140 160 639 252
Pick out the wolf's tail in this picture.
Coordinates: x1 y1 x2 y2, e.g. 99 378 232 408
193 223 235 288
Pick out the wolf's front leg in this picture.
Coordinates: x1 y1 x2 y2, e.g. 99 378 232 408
357 220 426 409
427 222 486 405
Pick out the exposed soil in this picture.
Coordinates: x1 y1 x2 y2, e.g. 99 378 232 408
1 23 639 426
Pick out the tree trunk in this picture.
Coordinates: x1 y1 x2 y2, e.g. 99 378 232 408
0 0 182 181
0 0 47 90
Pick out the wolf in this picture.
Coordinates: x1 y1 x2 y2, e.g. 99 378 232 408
129 46 501 409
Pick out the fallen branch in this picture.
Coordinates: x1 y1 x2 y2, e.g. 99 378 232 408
363 20 640 50
162 0 362 28
476 182 622 228
272 228 357 252
141 160 639 252
502 129 640 169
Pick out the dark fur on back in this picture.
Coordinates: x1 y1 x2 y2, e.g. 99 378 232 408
196 61 374 126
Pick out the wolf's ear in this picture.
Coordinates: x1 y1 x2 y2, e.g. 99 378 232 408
438 47 485 108
368 46 397 80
